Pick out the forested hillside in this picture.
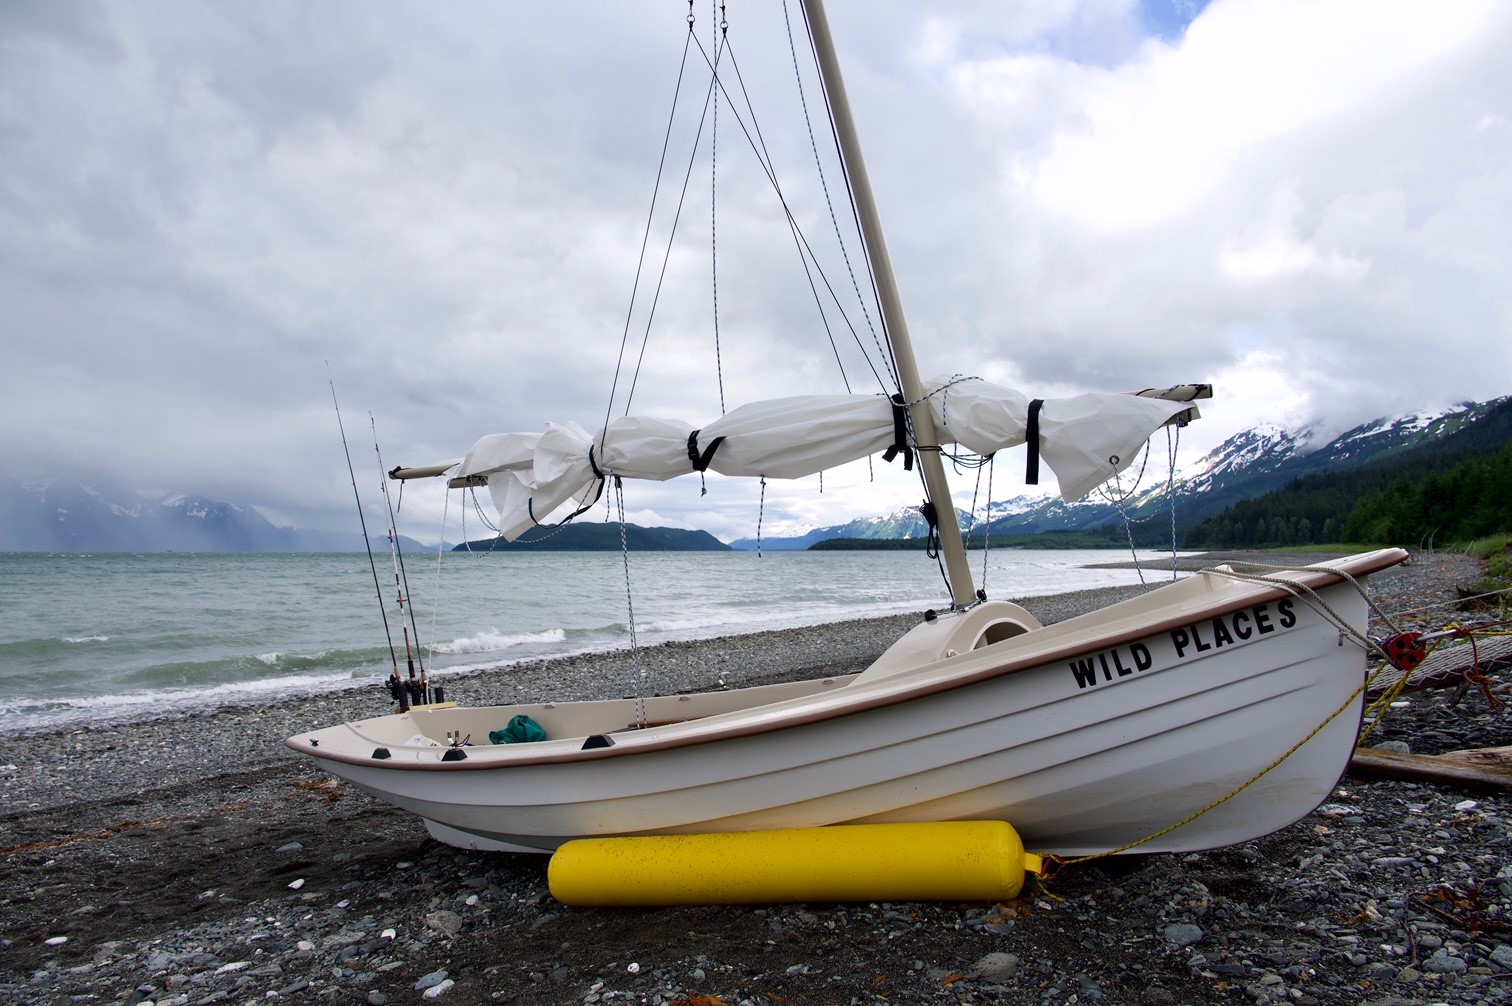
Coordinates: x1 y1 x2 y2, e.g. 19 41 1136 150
1343 441 1512 546
1186 400 1512 548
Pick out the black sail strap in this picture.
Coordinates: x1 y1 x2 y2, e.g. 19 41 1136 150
687 430 726 472
881 394 914 471
1025 399 1044 485
920 499 940 559
687 430 726 496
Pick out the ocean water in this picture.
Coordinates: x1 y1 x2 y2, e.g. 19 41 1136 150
0 548 1188 732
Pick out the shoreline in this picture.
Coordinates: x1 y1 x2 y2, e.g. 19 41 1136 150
3 581 1153 812
0 550 1465 809
9 556 1174 739
5 549 1508 1006
4 549 1343 738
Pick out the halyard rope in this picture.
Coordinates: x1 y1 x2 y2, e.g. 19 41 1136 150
614 476 649 730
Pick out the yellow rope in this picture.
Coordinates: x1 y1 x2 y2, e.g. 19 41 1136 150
1044 665 1377 876
1357 659 1415 747
1038 559 1401 879
1036 562 1511 885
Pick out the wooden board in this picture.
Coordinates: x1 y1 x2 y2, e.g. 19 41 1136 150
1349 746 1512 793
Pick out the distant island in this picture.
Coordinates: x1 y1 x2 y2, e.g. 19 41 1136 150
454 523 730 552
809 529 1129 550
810 526 1130 550
10 391 1508 554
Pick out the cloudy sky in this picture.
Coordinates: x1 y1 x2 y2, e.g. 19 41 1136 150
4 0 1509 546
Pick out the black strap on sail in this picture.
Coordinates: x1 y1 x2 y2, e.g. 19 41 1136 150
1025 398 1044 485
688 430 726 496
920 499 940 559
881 394 914 471
526 478 604 529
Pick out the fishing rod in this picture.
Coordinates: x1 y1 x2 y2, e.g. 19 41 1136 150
371 415 434 708
327 373 407 712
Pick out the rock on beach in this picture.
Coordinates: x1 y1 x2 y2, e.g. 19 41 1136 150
1 550 1508 1006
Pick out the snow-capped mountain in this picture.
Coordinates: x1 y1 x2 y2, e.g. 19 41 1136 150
738 396 1511 549
5 397 1506 552
729 505 976 551
981 395 1511 541
0 477 385 552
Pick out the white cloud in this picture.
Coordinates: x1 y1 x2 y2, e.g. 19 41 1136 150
2 0 1509 545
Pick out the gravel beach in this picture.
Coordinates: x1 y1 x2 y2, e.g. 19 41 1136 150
2 551 1508 1006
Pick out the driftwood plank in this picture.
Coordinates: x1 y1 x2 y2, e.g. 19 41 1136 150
1367 632 1512 694
1349 746 1512 793
1439 745 1512 770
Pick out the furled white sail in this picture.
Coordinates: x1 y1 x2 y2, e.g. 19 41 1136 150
927 379 1199 501
447 376 1199 540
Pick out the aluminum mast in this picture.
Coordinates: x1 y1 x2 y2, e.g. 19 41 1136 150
803 0 977 608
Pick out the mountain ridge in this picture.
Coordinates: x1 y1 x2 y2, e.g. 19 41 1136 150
738 396 1511 549
4 396 1506 552
0 477 434 553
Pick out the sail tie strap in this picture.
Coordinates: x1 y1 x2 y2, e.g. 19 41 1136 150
687 430 727 496
527 478 606 529
881 394 915 471
1025 399 1044 485
920 499 940 559
686 430 726 472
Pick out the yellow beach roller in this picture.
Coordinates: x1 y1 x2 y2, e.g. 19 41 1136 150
548 821 1043 906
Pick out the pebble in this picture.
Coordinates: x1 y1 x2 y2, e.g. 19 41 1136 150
421 978 455 999
3 553 1507 1006
423 910 462 936
972 951 1019 980
1163 924 1203 947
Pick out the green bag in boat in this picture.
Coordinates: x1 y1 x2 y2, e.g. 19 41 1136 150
490 714 547 745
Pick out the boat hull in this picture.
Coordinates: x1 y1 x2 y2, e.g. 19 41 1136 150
288 551 1403 857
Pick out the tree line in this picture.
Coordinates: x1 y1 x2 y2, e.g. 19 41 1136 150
1185 438 1512 549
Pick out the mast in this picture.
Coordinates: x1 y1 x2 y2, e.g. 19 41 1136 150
803 0 977 608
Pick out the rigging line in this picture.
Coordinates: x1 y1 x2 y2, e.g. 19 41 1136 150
603 18 698 437
621 51 724 417
966 458 984 552
510 479 607 544
1165 424 1182 580
614 476 648 729
710 0 727 414
426 483 451 668
327 373 399 674
756 476 767 557
1202 560 1407 652
1102 447 1151 588
697 32 890 395
914 456 955 598
980 454 995 595
458 485 468 550
893 383 960 601
372 415 427 705
781 0 892 392
794 0 901 393
465 485 500 538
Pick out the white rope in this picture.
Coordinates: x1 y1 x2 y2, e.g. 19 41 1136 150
424 487 451 667
615 478 649 728
1198 559 1406 655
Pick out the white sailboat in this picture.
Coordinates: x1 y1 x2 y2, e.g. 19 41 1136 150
289 0 1406 859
